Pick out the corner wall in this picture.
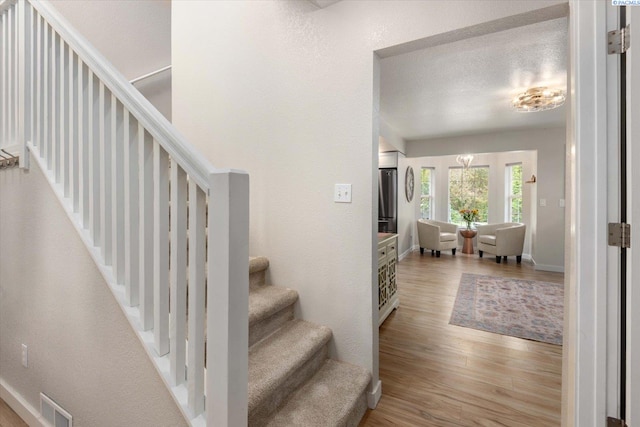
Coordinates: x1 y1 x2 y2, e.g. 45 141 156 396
0 165 186 426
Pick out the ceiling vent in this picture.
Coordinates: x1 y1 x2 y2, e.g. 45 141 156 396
40 393 73 427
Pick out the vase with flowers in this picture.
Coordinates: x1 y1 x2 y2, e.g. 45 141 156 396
459 208 479 230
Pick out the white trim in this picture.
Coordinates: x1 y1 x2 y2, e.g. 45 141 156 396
25 143 198 426
0 378 45 427
28 0 218 190
130 65 172 85
566 1 610 425
367 380 382 409
534 264 565 273
398 246 415 261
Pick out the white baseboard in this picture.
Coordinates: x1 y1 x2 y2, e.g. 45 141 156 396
529 257 565 272
0 378 45 426
367 379 382 409
398 246 414 261
534 264 565 273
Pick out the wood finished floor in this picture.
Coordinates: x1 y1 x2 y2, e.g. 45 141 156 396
360 250 564 427
0 398 27 427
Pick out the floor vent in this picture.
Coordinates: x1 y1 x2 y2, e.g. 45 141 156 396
40 393 72 427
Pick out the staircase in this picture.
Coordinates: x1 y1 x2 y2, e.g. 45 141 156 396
248 257 370 426
0 0 372 425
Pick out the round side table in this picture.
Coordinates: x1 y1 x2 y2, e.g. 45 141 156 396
460 229 477 254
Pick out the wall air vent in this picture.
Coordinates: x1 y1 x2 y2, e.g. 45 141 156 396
40 393 73 427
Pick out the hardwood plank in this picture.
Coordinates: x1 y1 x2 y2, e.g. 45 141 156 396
0 398 27 427
360 251 563 426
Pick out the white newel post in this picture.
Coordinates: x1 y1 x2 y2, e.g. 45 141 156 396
207 170 249 427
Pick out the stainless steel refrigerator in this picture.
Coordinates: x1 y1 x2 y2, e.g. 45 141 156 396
378 168 397 233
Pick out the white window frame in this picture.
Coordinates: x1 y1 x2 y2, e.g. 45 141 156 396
506 163 523 223
447 165 490 225
420 167 434 219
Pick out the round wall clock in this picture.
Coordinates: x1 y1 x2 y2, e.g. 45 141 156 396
405 166 415 202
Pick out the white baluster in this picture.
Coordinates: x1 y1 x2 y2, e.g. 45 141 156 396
43 20 49 162
100 84 112 264
89 70 100 244
112 97 125 285
124 113 139 306
79 59 89 225
8 6 13 145
170 161 187 386
60 37 68 194
188 181 206 416
154 142 170 356
35 13 41 149
139 127 154 330
70 50 78 211
1 11 6 145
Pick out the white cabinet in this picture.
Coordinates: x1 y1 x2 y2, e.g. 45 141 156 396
378 233 399 325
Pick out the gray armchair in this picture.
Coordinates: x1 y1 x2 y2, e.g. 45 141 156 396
417 219 457 257
476 222 526 263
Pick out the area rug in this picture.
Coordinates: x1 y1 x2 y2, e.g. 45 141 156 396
449 273 563 345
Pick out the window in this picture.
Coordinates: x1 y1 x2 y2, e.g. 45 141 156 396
507 163 523 222
420 168 434 219
448 166 489 224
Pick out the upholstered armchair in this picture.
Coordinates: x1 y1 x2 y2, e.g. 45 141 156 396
476 222 526 263
417 219 457 257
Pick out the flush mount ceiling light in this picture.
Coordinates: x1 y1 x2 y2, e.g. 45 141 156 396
512 87 566 112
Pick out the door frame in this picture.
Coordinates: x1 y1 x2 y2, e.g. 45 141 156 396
626 5 639 425
565 0 613 425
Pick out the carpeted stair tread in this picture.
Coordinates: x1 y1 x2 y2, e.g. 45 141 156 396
249 320 332 414
263 359 371 427
249 285 298 326
250 256 270 275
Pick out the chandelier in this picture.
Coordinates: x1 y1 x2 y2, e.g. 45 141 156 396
512 87 566 112
456 154 473 169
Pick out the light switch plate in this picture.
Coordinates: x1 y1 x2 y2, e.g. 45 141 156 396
334 184 352 203
21 344 28 368
539 198 547 207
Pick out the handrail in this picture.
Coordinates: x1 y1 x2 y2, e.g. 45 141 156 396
0 0 16 13
28 0 216 191
130 65 172 85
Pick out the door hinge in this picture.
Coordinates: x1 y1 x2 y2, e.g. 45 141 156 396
608 223 631 248
607 416 627 427
609 25 630 55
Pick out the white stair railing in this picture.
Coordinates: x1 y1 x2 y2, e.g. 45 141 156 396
0 1 249 425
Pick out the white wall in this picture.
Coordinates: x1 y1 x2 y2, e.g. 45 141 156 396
171 0 567 394
379 119 406 154
407 127 566 271
50 0 172 120
396 153 415 258
0 165 186 426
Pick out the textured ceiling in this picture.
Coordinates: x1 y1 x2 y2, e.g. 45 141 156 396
380 17 568 142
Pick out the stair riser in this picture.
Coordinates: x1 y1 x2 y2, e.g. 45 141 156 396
249 344 328 426
250 304 295 347
344 392 369 427
250 270 266 287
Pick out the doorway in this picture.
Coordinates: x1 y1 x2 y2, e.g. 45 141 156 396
366 7 570 425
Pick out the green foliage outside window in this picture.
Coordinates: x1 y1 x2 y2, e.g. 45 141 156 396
509 164 523 222
420 168 432 219
449 167 489 225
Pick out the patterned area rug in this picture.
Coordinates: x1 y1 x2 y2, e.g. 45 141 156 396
450 273 564 345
